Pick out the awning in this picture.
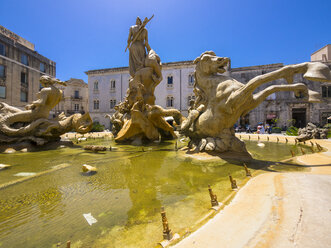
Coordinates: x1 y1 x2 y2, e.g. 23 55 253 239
266 114 277 119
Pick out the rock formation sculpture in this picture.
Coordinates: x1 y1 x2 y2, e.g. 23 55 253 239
181 51 331 154
0 75 93 145
296 122 329 142
107 16 183 143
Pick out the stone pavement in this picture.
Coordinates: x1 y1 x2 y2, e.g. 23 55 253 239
172 137 331 248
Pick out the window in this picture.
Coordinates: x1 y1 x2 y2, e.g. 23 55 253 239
21 54 28 65
188 74 194 86
110 80 116 91
94 81 99 91
0 65 5 78
167 76 173 88
322 86 331 98
74 90 80 99
187 95 195 106
166 96 174 107
110 99 116 109
74 104 79 111
21 72 28 86
40 63 46 72
93 100 99 110
0 43 5 56
20 91 28 102
0 86 5 99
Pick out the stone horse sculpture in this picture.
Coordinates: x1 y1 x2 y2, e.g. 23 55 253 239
181 51 331 154
0 75 92 145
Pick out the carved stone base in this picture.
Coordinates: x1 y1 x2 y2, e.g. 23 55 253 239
179 148 253 163
188 135 248 155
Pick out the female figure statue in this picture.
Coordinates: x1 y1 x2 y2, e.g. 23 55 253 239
126 16 151 77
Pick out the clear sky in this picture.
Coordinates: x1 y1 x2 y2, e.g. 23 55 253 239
1 0 330 82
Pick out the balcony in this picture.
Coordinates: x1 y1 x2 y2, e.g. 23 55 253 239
71 96 83 101
21 82 28 89
66 110 85 115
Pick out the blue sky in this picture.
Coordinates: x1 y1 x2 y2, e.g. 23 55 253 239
1 0 330 82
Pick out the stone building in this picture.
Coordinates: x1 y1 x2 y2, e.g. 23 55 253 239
86 46 331 130
0 25 56 108
231 62 331 129
53 78 88 116
311 44 331 62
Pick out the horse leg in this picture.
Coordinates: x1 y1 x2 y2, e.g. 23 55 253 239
241 83 312 115
226 62 330 108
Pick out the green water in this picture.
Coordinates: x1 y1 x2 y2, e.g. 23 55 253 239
0 139 310 248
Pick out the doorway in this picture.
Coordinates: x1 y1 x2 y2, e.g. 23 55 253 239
292 108 306 128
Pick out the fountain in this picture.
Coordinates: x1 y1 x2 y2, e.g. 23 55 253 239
0 15 330 248
105 16 184 144
296 122 329 142
0 75 93 150
180 51 331 156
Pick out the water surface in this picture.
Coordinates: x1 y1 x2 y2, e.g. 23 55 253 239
0 138 310 248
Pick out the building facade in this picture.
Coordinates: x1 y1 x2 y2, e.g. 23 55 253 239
311 44 331 62
0 25 56 108
53 78 88 116
86 47 331 130
231 63 331 129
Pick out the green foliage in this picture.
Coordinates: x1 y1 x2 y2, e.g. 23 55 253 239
271 127 282 133
287 119 296 126
91 122 105 132
286 126 299 136
324 123 331 138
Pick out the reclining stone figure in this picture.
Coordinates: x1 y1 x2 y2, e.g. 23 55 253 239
0 75 92 145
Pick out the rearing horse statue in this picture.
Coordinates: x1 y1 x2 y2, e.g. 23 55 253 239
181 51 331 154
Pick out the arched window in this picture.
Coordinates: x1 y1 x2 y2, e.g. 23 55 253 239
188 73 194 86
187 94 195 106
166 96 174 107
167 75 173 88
93 99 99 110
110 99 116 109
110 80 116 92
93 81 99 91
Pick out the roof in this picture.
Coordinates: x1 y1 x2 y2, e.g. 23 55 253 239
65 78 88 87
231 63 284 72
0 32 55 65
0 25 35 51
311 44 331 56
85 60 194 75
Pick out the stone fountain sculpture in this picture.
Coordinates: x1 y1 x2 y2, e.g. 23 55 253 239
106 16 183 143
296 122 329 142
0 75 93 145
181 51 331 155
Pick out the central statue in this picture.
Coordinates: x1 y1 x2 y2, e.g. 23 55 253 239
127 16 151 77
107 16 183 144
